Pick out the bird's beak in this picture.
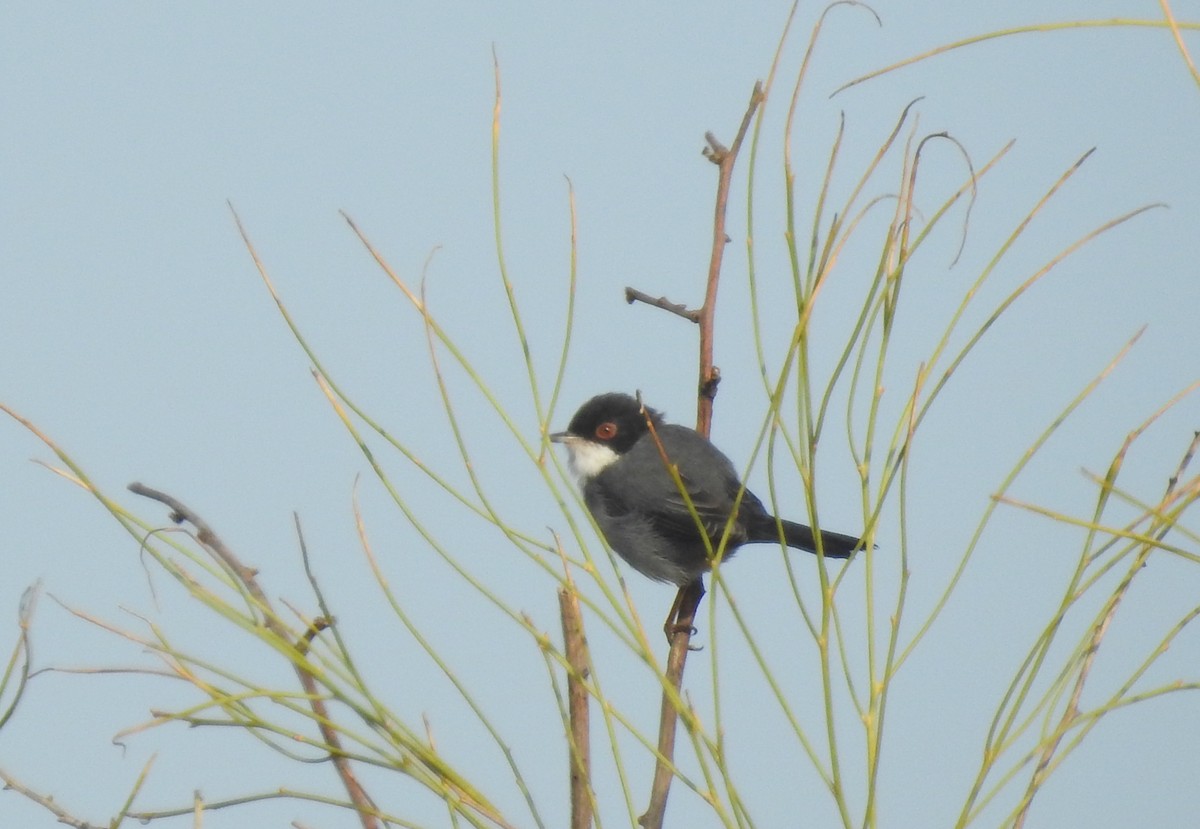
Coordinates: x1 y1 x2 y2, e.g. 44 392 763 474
549 431 572 444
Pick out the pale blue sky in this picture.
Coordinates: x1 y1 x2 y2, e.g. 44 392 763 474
2 3 1198 828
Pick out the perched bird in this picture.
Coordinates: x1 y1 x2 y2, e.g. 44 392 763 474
551 392 862 587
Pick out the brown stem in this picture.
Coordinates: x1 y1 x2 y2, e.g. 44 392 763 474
695 82 763 434
559 587 593 829
128 483 381 829
637 81 764 829
638 579 704 829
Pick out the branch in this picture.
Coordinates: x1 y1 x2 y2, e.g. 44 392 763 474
695 81 763 429
624 287 701 322
639 80 764 829
0 767 105 829
1010 430 1200 828
127 484 381 829
559 587 593 829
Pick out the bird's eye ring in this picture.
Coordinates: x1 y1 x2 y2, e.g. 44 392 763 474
595 422 618 440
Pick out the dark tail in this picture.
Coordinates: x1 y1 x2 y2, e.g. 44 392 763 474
750 516 862 559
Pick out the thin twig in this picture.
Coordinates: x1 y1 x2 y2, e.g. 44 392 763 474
1010 431 1200 828
0 583 38 732
624 287 701 322
0 767 105 829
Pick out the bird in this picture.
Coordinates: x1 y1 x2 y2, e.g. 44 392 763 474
550 392 863 587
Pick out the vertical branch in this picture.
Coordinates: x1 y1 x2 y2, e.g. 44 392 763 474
695 82 766 435
638 82 764 829
559 587 593 829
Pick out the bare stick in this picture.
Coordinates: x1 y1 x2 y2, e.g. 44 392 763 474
559 587 593 829
638 578 703 829
128 484 381 829
624 287 701 322
638 81 764 829
695 82 763 429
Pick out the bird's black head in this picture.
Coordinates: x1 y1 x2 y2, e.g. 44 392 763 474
564 393 661 453
551 393 663 479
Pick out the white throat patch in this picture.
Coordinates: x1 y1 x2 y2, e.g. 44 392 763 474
563 438 619 482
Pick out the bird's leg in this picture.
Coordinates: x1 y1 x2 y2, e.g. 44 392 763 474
663 578 705 643
662 590 685 641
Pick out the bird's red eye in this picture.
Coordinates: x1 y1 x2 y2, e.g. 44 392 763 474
595 422 618 440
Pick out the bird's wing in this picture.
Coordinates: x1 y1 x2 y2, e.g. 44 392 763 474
656 473 750 543
616 431 752 546
588 472 736 547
